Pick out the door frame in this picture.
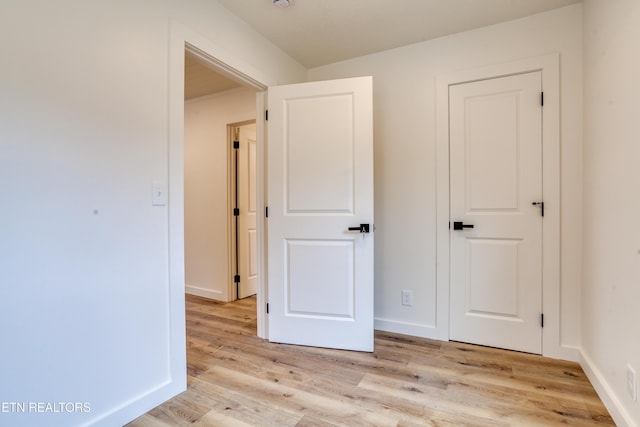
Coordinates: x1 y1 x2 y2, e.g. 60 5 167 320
168 21 272 377
435 53 573 360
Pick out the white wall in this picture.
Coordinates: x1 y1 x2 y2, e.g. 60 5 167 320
309 5 583 358
7 0 637 424
0 1 305 426
582 1 640 425
185 88 256 302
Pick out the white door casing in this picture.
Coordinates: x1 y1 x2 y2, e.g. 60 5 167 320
449 72 543 354
267 77 374 351
238 123 257 299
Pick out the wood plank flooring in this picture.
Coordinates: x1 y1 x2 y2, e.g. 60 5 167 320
127 295 613 426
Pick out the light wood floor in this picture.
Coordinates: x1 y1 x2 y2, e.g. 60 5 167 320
128 295 613 426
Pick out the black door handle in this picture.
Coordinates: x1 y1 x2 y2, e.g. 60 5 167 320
348 224 370 233
452 221 474 231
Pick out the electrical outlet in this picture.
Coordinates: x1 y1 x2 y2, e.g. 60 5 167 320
627 364 637 402
401 290 413 306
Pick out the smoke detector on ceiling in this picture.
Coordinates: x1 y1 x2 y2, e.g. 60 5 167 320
273 0 291 8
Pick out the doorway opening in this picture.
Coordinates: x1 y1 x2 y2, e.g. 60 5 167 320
165 24 271 406
182 46 263 326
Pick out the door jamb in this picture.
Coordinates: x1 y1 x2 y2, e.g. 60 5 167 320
435 53 573 360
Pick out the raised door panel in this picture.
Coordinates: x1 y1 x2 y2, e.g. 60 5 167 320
286 239 354 318
286 95 354 214
465 92 520 211
467 238 522 318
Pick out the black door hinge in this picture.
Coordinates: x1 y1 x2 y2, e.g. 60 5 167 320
541 92 544 106
234 275 240 283
266 303 269 314
540 313 544 328
265 206 269 218
265 110 268 121
233 208 240 216
233 140 239 149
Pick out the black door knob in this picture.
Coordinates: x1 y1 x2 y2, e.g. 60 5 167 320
348 224 370 233
453 221 474 231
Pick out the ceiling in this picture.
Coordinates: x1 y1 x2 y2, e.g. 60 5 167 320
215 0 581 69
185 53 241 100
186 0 581 99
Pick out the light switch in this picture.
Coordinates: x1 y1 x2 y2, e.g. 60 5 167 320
152 181 167 206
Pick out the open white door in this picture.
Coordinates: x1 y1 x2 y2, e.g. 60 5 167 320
267 77 374 351
237 123 257 299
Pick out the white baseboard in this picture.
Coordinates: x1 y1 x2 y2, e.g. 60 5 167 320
185 285 224 301
87 379 184 426
579 350 637 427
375 319 581 361
544 343 580 363
374 317 447 341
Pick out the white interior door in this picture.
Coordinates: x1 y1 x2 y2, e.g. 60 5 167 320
449 72 543 354
238 123 257 299
267 76 374 352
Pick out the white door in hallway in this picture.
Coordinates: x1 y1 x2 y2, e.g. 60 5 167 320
267 76 374 352
238 123 257 299
449 71 543 354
